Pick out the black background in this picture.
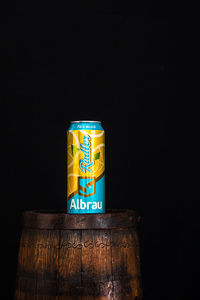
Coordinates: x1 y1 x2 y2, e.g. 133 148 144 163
2 0 196 299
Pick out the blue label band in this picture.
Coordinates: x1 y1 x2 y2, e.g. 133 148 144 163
68 174 105 214
68 122 104 131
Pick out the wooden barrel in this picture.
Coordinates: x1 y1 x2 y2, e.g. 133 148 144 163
15 210 142 300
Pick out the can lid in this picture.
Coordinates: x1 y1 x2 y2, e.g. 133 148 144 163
70 120 101 123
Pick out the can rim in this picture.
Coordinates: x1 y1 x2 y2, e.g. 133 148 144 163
70 120 101 123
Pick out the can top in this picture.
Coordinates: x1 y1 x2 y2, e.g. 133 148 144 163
70 120 101 123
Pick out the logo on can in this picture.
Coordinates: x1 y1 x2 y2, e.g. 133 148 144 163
67 121 105 213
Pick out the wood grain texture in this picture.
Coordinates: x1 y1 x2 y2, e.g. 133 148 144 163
14 210 142 300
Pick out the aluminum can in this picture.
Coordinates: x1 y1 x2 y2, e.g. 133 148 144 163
67 121 105 213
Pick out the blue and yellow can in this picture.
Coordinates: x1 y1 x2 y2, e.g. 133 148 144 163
67 121 105 213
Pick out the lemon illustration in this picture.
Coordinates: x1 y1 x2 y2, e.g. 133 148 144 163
92 144 105 178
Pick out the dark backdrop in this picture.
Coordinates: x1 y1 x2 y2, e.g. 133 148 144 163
2 0 195 299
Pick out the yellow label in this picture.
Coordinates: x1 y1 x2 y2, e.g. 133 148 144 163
67 130 105 200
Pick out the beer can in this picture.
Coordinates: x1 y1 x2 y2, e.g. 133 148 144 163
67 121 105 213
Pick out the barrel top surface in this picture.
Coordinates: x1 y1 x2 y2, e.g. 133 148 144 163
22 210 140 230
